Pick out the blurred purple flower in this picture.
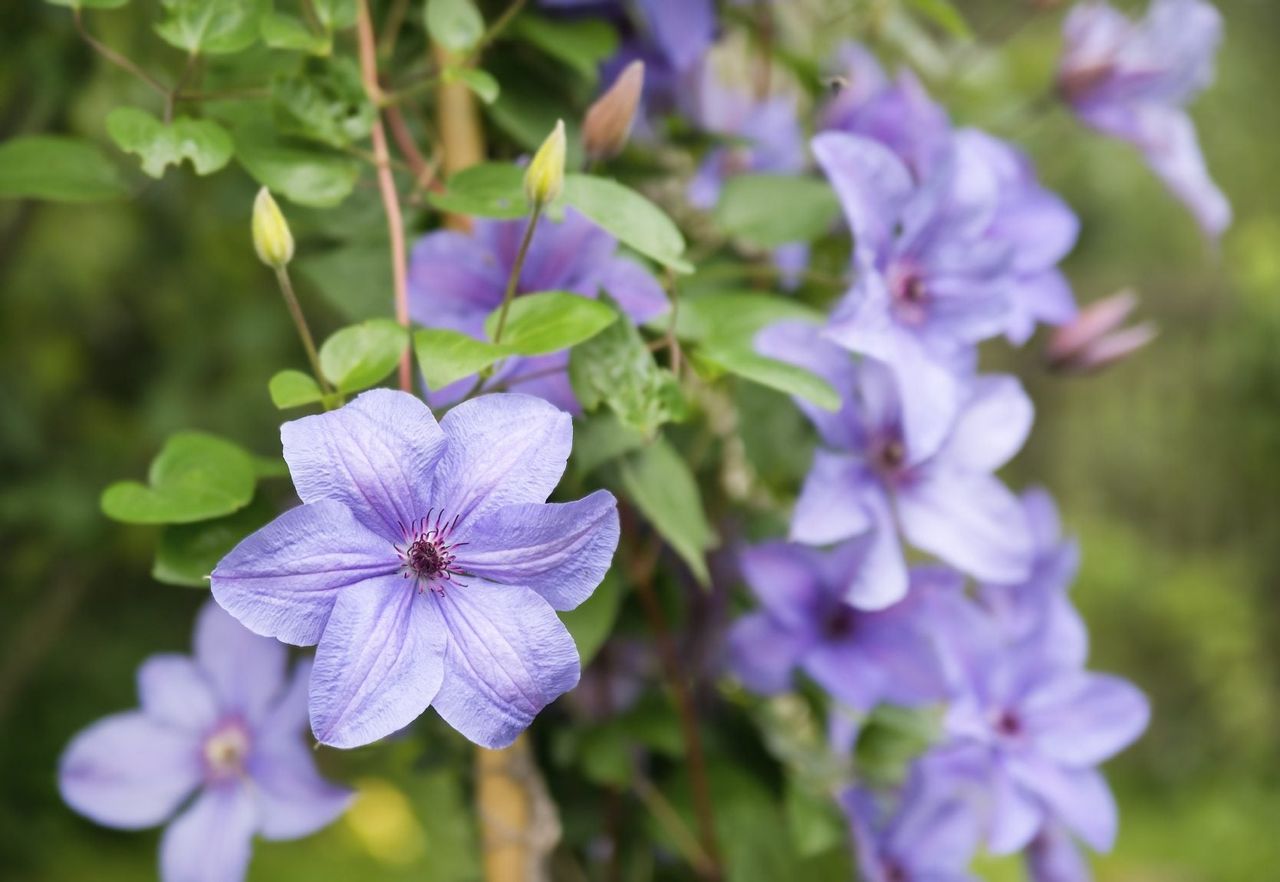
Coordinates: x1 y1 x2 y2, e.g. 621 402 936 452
758 321 1035 602
1058 0 1230 237
1027 823 1093 882
407 210 668 409
1046 288 1157 375
212 389 620 750
840 767 981 882
726 542 948 709
59 603 350 882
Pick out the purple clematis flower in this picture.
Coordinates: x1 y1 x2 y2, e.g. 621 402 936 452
211 389 621 750
407 209 668 410
1058 0 1230 237
840 767 981 882
726 541 948 710
1026 823 1093 882
757 321 1034 603
918 601 1149 856
58 602 351 882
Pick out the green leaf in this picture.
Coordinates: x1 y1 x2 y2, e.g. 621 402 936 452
570 300 685 437
152 495 274 587
509 14 618 82
105 107 233 178
313 0 356 29
271 59 374 148
616 438 715 584
572 413 647 477
155 0 263 55
559 568 624 666
425 0 484 51
714 174 841 248
904 0 972 39
426 162 527 219
294 236 390 320
443 67 499 104
484 291 617 355
268 369 323 408
695 342 840 412
233 124 360 207
668 291 823 344
412 328 511 391
563 174 691 272
101 431 256 525
260 11 331 54
319 318 409 393
43 0 130 8
0 136 128 202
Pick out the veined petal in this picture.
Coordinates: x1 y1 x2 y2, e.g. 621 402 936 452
159 782 258 882
193 601 287 725
432 394 572 524
59 712 201 830
430 581 580 749
137 655 220 733
461 491 619 611
211 500 398 647
309 578 447 749
281 389 446 538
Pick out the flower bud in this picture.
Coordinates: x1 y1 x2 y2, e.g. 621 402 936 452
1046 288 1157 375
252 187 294 269
582 61 645 162
524 119 566 208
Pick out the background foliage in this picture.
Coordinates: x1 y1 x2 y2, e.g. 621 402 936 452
1 0 1278 879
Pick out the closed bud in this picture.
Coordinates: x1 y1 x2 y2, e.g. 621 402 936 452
524 119 566 208
582 61 645 162
252 187 294 269
1046 288 1157 375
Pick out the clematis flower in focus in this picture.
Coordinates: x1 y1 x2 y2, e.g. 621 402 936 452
758 321 1035 602
726 541 948 710
212 390 620 750
58 602 351 882
1058 0 1230 237
407 209 668 409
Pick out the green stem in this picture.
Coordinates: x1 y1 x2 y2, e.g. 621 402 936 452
72 7 168 96
491 204 542 344
274 267 333 397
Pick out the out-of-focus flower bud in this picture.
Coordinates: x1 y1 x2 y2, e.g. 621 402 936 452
1046 288 1157 374
582 61 645 162
524 119 566 208
252 187 294 269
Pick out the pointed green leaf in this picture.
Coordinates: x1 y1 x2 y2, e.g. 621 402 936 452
155 0 263 55
695 342 840 412
233 124 359 207
509 14 617 82
101 432 257 525
313 0 356 29
268 369 324 409
152 494 275 587
106 107 233 178
260 11 332 54
412 328 512 391
426 162 527 219
616 438 716 585
667 291 824 344
904 0 972 39
425 0 484 51
715 174 841 248
319 318 409 393
484 291 618 355
563 174 691 273
0 136 128 202
444 67 499 104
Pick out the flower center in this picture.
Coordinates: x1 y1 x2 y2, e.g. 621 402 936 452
874 436 907 476
883 861 910 882
202 720 250 781
889 263 929 326
396 509 468 595
822 605 858 640
994 708 1023 739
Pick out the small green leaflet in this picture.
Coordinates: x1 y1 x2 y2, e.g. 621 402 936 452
483 291 618 355
426 162 528 219
319 318 409 394
101 431 257 525
260 12 332 55
155 0 263 55
268 369 324 409
563 174 692 273
714 174 841 248
443 67 500 104
425 0 484 52
0 136 129 202
152 495 275 587
616 438 716 585
106 108 233 178
233 124 360 207
412 328 511 391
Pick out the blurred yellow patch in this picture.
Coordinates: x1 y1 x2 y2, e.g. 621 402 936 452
345 778 427 866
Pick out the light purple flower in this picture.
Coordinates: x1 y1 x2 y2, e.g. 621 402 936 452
407 209 667 409
840 767 980 882
1026 823 1093 882
726 542 948 710
812 131 1016 438
211 389 621 750
1058 0 1230 237
58 602 351 882
758 321 1035 602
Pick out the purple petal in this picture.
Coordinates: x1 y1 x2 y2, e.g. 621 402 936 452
812 132 914 257
755 320 860 450
738 541 826 630
636 0 715 72
839 495 909 610
1137 106 1231 238
309 579 447 748
407 229 506 327
460 490 620 611
159 782 258 882
803 641 888 711
1012 759 1117 853
987 762 1044 855
1026 823 1093 882
193 601 287 724
59 712 201 830
726 611 807 695
1005 270 1077 346
1022 672 1150 766
432 394 572 524
598 256 669 323
501 209 617 293
888 776 981 873
430 581 580 749
211 499 398 647
281 389 446 538
790 450 876 546
940 375 1033 473
137 655 220 733
897 469 1034 584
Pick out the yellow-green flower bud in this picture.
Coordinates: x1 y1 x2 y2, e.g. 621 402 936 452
583 61 645 162
524 120 566 208
252 187 294 269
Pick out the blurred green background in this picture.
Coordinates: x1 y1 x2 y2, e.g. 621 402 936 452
2 0 1278 879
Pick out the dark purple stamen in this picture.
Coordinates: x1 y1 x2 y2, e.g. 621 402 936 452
394 508 469 595
822 605 858 639
995 709 1023 738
